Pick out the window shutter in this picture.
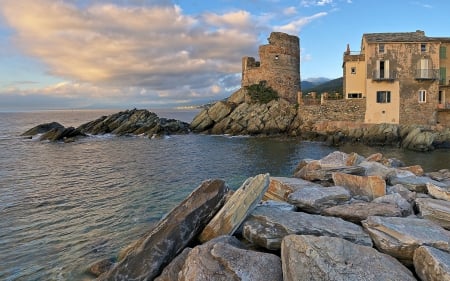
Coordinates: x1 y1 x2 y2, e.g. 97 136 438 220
385 60 390 79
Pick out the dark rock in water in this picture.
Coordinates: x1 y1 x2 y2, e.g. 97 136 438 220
21 122 64 136
22 109 191 142
98 179 229 281
39 126 87 142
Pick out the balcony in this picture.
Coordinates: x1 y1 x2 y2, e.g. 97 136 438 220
372 70 397 81
415 69 439 80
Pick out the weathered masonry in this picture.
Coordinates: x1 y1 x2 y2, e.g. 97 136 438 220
242 32 300 103
343 30 450 126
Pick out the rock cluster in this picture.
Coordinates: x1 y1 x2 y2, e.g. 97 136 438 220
90 150 450 281
22 109 190 142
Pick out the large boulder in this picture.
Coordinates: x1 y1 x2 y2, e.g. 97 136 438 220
98 179 229 281
154 248 191 281
296 165 366 182
372 193 414 216
242 204 372 250
281 235 416 281
177 236 282 281
362 216 450 265
287 185 351 214
416 198 450 230
198 174 270 242
332 173 386 200
388 175 446 193
322 202 403 223
402 127 436 151
427 182 450 201
413 246 450 281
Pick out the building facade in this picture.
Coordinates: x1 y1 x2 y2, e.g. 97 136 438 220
343 30 450 125
242 32 300 103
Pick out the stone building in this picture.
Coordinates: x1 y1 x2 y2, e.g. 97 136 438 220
241 32 300 103
343 30 450 125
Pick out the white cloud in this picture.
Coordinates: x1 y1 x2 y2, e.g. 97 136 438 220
275 12 327 34
301 0 334 7
283 6 297 15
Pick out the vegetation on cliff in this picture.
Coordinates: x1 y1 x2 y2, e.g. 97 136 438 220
245 81 279 104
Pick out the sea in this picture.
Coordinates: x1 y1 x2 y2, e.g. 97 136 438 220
0 109 449 280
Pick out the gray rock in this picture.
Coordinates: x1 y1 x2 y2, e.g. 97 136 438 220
402 127 436 151
21 122 65 136
154 248 191 281
178 236 282 281
242 204 372 250
98 179 229 281
190 109 214 132
207 101 234 123
416 198 450 230
388 175 447 193
318 151 350 168
39 126 86 142
387 184 417 203
297 165 366 182
287 185 351 213
372 193 414 216
198 174 270 242
281 235 416 281
358 160 392 179
362 216 450 265
264 176 321 202
414 246 450 281
322 202 403 223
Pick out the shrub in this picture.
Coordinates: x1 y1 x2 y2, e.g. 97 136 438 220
245 81 279 104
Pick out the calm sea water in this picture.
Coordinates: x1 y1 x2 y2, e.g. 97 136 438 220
0 109 449 280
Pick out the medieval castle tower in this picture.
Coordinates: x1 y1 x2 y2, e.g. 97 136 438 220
241 32 300 103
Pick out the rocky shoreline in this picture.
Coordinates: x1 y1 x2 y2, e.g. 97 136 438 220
21 109 190 142
89 151 450 281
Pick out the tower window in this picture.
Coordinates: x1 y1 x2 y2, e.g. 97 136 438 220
275 55 279 60
419 90 426 103
351 67 356 74
421 43 427 52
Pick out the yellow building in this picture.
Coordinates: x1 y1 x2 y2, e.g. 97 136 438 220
343 30 450 125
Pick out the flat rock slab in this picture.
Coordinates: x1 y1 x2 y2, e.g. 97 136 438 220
297 166 366 182
178 236 282 281
264 177 323 202
98 179 229 281
416 197 450 230
362 216 450 265
427 182 450 201
287 185 351 213
281 235 416 281
414 246 450 281
322 202 403 223
242 204 372 250
389 175 446 193
332 172 386 200
198 174 270 243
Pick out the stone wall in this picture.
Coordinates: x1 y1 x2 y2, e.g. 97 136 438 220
299 99 366 124
242 32 300 103
437 110 450 125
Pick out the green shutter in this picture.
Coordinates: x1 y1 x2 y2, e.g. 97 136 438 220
440 67 447 84
440 46 447 59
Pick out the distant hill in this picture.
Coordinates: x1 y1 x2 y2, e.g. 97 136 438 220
301 77 331 91
302 77 343 95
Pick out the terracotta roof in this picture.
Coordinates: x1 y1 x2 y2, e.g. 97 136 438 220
363 31 431 43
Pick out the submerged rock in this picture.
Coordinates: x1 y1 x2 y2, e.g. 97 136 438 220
281 235 416 281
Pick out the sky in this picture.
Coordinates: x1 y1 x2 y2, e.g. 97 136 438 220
0 0 449 110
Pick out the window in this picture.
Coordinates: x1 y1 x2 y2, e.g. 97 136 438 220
348 93 362 99
351 67 356 74
421 43 427 52
440 67 447 85
440 46 447 59
376 91 391 103
379 43 385 53
419 90 426 103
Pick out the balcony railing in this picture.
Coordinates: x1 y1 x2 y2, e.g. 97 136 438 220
372 70 397 81
415 69 439 80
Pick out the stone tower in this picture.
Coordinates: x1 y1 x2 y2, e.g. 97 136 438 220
241 32 300 103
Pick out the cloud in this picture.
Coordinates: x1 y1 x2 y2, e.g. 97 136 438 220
0 0 329 108
283 6 298 15
301 0 334 7
275 12 328 34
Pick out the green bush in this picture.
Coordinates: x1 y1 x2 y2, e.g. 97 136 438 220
245 81 279 104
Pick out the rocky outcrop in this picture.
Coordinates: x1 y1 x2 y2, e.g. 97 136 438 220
281 235 416 281
414 246 450 281
90 150 450 280
22 109 190 142
98 179 229 281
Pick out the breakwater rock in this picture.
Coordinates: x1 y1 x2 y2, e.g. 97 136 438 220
90 151 450 280
22 109 190 142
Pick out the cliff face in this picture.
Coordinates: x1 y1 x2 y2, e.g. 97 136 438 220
190 89 300 136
